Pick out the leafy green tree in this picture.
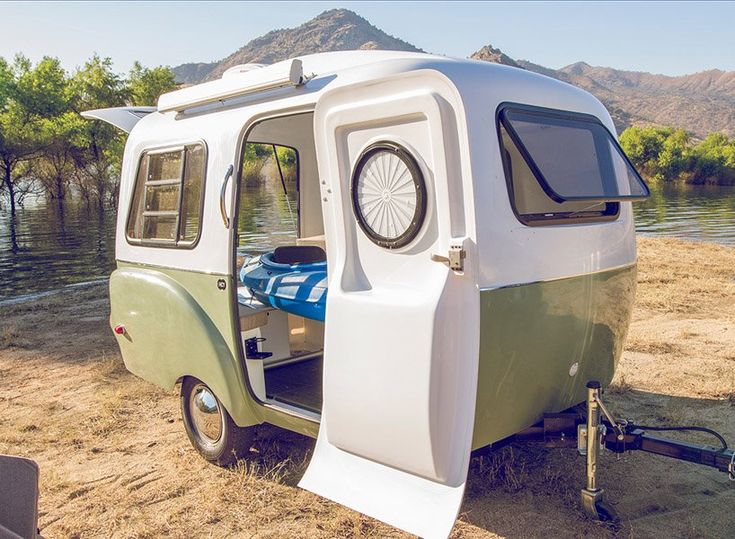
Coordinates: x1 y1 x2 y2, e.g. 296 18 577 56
37 112 87 201
621 125 735 184
68 55 127 205
126 61 177 106
0 55 67 217
69 54 126 110
620 126 685 181
689 132 735 182
619 126 668 169
656 129 690 181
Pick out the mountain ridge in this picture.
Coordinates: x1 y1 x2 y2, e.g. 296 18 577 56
172 9 734 137
172 9 422 84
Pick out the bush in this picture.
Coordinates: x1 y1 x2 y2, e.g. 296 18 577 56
620 125 735 184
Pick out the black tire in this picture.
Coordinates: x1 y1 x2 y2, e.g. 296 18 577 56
180 377 255 466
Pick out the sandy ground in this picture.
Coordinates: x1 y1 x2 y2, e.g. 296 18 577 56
0 237 733 539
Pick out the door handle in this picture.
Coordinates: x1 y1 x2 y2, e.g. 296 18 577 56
431 242 467 272
220 164 234 228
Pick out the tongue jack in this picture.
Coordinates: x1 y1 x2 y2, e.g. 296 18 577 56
579 381 617 521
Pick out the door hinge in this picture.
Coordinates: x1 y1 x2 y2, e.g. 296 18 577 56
431 243 466 271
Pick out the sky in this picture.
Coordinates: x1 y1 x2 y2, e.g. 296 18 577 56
2 1 734 76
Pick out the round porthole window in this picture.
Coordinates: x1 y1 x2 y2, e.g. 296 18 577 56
351 142 427 249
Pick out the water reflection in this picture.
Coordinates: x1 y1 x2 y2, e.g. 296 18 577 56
0 197 116 301
633 183 735 246
236 154 298 256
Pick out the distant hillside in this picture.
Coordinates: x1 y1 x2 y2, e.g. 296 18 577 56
470 45 520 68
172 9 422 83
172 10 734 138
513 58 735 137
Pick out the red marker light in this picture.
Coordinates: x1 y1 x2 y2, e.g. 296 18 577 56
113 325 126 335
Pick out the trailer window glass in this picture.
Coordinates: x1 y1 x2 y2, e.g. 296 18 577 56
180 144 206 242
126 143 207 246
499 125 618 224
499 106 649 204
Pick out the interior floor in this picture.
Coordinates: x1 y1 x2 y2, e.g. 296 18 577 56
264 356 323 413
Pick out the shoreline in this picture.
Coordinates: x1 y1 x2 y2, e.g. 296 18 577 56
1 236 733 538
1 232 733 306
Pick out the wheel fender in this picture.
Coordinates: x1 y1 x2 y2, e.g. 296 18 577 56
109 267 261 427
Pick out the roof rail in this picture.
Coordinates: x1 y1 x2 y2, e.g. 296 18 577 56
158 59 306 114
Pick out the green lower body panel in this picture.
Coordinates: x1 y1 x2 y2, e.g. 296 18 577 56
471 265 636 449
111 261 634 448
110 262 319 437
110 263 262 427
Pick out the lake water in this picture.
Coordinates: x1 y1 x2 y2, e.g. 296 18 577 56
1 183 734 301
633 183 735 246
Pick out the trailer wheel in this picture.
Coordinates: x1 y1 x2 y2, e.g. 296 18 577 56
180 377 255 466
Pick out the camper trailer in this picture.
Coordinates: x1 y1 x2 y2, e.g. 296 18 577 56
83 51 733 538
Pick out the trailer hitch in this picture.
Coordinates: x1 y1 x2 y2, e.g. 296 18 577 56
507 380 735 522
579 380 734 520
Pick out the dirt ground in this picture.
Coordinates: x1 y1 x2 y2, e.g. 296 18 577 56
1 237 733 539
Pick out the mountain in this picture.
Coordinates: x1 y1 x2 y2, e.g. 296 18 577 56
470 44 520 68
172 9 422 84
512 58 735 137
171 10 734 138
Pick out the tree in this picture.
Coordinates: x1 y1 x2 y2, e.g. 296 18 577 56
656 129 690 181
126 61 177 106
68 55 127 205
1 54 180 211
620 126 693 181
619 126 667 168
0 55 67 217
36 112 87 202
689 132 735 182
0 57 11 205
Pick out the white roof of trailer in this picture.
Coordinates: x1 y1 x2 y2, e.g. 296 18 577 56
157 51 445 114
153 50 602 121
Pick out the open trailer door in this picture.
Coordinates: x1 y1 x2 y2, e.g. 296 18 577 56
299 72 480 538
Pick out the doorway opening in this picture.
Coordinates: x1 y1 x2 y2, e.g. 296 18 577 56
233 112 326 416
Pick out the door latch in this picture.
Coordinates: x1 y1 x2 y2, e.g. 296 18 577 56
431 243 466 271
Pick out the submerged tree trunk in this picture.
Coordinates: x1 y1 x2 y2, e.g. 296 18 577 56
2 160 17 219
55 172 65 202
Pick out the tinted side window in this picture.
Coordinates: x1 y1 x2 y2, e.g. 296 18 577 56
501 108 648 201
127 143 207 246
500 124 618 224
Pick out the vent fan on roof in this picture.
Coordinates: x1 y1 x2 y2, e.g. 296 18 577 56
222 64 268 78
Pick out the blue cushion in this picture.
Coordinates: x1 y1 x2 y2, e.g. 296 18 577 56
240 252 327 322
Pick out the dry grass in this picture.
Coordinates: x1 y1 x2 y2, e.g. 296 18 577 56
0 237 734 538
0 325 29 349
634 237 735 316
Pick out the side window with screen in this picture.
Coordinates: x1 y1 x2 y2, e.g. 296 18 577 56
127 143 207 246
497 105 649 225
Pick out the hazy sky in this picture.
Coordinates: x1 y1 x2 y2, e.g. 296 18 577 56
2 1 734 76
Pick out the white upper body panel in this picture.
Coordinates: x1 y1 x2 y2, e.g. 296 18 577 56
116 50 636 284
444 60 637 288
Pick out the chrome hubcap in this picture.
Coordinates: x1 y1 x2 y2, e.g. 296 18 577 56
189 384 223 444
